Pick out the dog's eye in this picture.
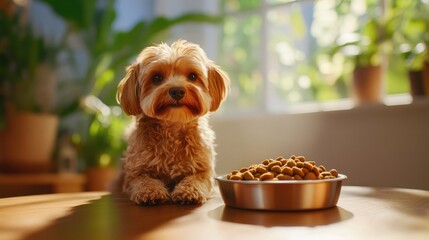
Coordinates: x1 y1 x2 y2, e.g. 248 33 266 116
188 72 198 81
152 73 163 84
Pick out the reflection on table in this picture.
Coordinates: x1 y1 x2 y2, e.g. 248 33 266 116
0 186 428 240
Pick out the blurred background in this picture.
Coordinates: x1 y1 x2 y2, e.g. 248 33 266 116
0 0 428 197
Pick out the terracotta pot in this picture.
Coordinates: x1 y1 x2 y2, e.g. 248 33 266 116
0 112 58 173
352 65 382 104
86 167 117 191
408 70 425 98
423 61 429 96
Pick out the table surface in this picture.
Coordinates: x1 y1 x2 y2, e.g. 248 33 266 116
0 186 428 240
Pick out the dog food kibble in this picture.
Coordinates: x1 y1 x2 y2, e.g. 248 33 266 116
226 155 341 181
259 172 275 181
256 166 268 174
330 169 339 177
271 165 282 174
243 171 255 180
282 167 293 176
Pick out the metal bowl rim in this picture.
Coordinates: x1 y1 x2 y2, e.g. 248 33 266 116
215 173 347 184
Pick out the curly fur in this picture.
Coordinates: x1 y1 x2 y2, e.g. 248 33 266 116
116 40 229 205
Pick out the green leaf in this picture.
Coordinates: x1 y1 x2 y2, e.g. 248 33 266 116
94 0 116 56
57 100 80 117
92 69 115 96
39 0 97 28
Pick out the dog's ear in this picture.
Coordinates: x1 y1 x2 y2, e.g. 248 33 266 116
116 63 143 116
208 63 230 112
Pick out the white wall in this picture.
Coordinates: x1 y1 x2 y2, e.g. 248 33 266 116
211 100 429 190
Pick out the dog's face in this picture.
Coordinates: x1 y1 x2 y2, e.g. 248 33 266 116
116 40 230 122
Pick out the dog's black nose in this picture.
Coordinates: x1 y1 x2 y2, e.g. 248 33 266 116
169 87 186 100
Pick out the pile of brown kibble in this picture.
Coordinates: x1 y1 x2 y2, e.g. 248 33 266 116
226 155 339 181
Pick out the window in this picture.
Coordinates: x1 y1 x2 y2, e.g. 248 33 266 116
218 0 413 115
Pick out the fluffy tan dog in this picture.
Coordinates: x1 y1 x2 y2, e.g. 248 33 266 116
116 40 229 205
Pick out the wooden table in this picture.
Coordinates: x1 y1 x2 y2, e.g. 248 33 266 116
0 186 428 240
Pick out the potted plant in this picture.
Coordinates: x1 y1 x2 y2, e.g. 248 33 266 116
415 2 429 97
72 96 127 191
348 18 384 104
393 0 429 98
0 0 67 172
397 39 427 98
326 0 396 104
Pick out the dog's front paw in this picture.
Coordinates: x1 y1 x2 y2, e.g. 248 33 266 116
128 179 170 205
171 182 208 205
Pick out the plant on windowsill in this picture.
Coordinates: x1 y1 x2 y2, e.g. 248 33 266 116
393 0 429 98
332 25 385 104
326 0 394 105
398 45 428 98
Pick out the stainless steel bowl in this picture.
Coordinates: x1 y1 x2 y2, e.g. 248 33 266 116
216 174 347 211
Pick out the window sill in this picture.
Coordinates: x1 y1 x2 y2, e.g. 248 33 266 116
214 94 424 119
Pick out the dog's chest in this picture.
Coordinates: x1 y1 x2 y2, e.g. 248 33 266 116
137 120 214 180
152 128 201 158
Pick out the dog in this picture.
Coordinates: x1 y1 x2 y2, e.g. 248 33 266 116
116 40 230 205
